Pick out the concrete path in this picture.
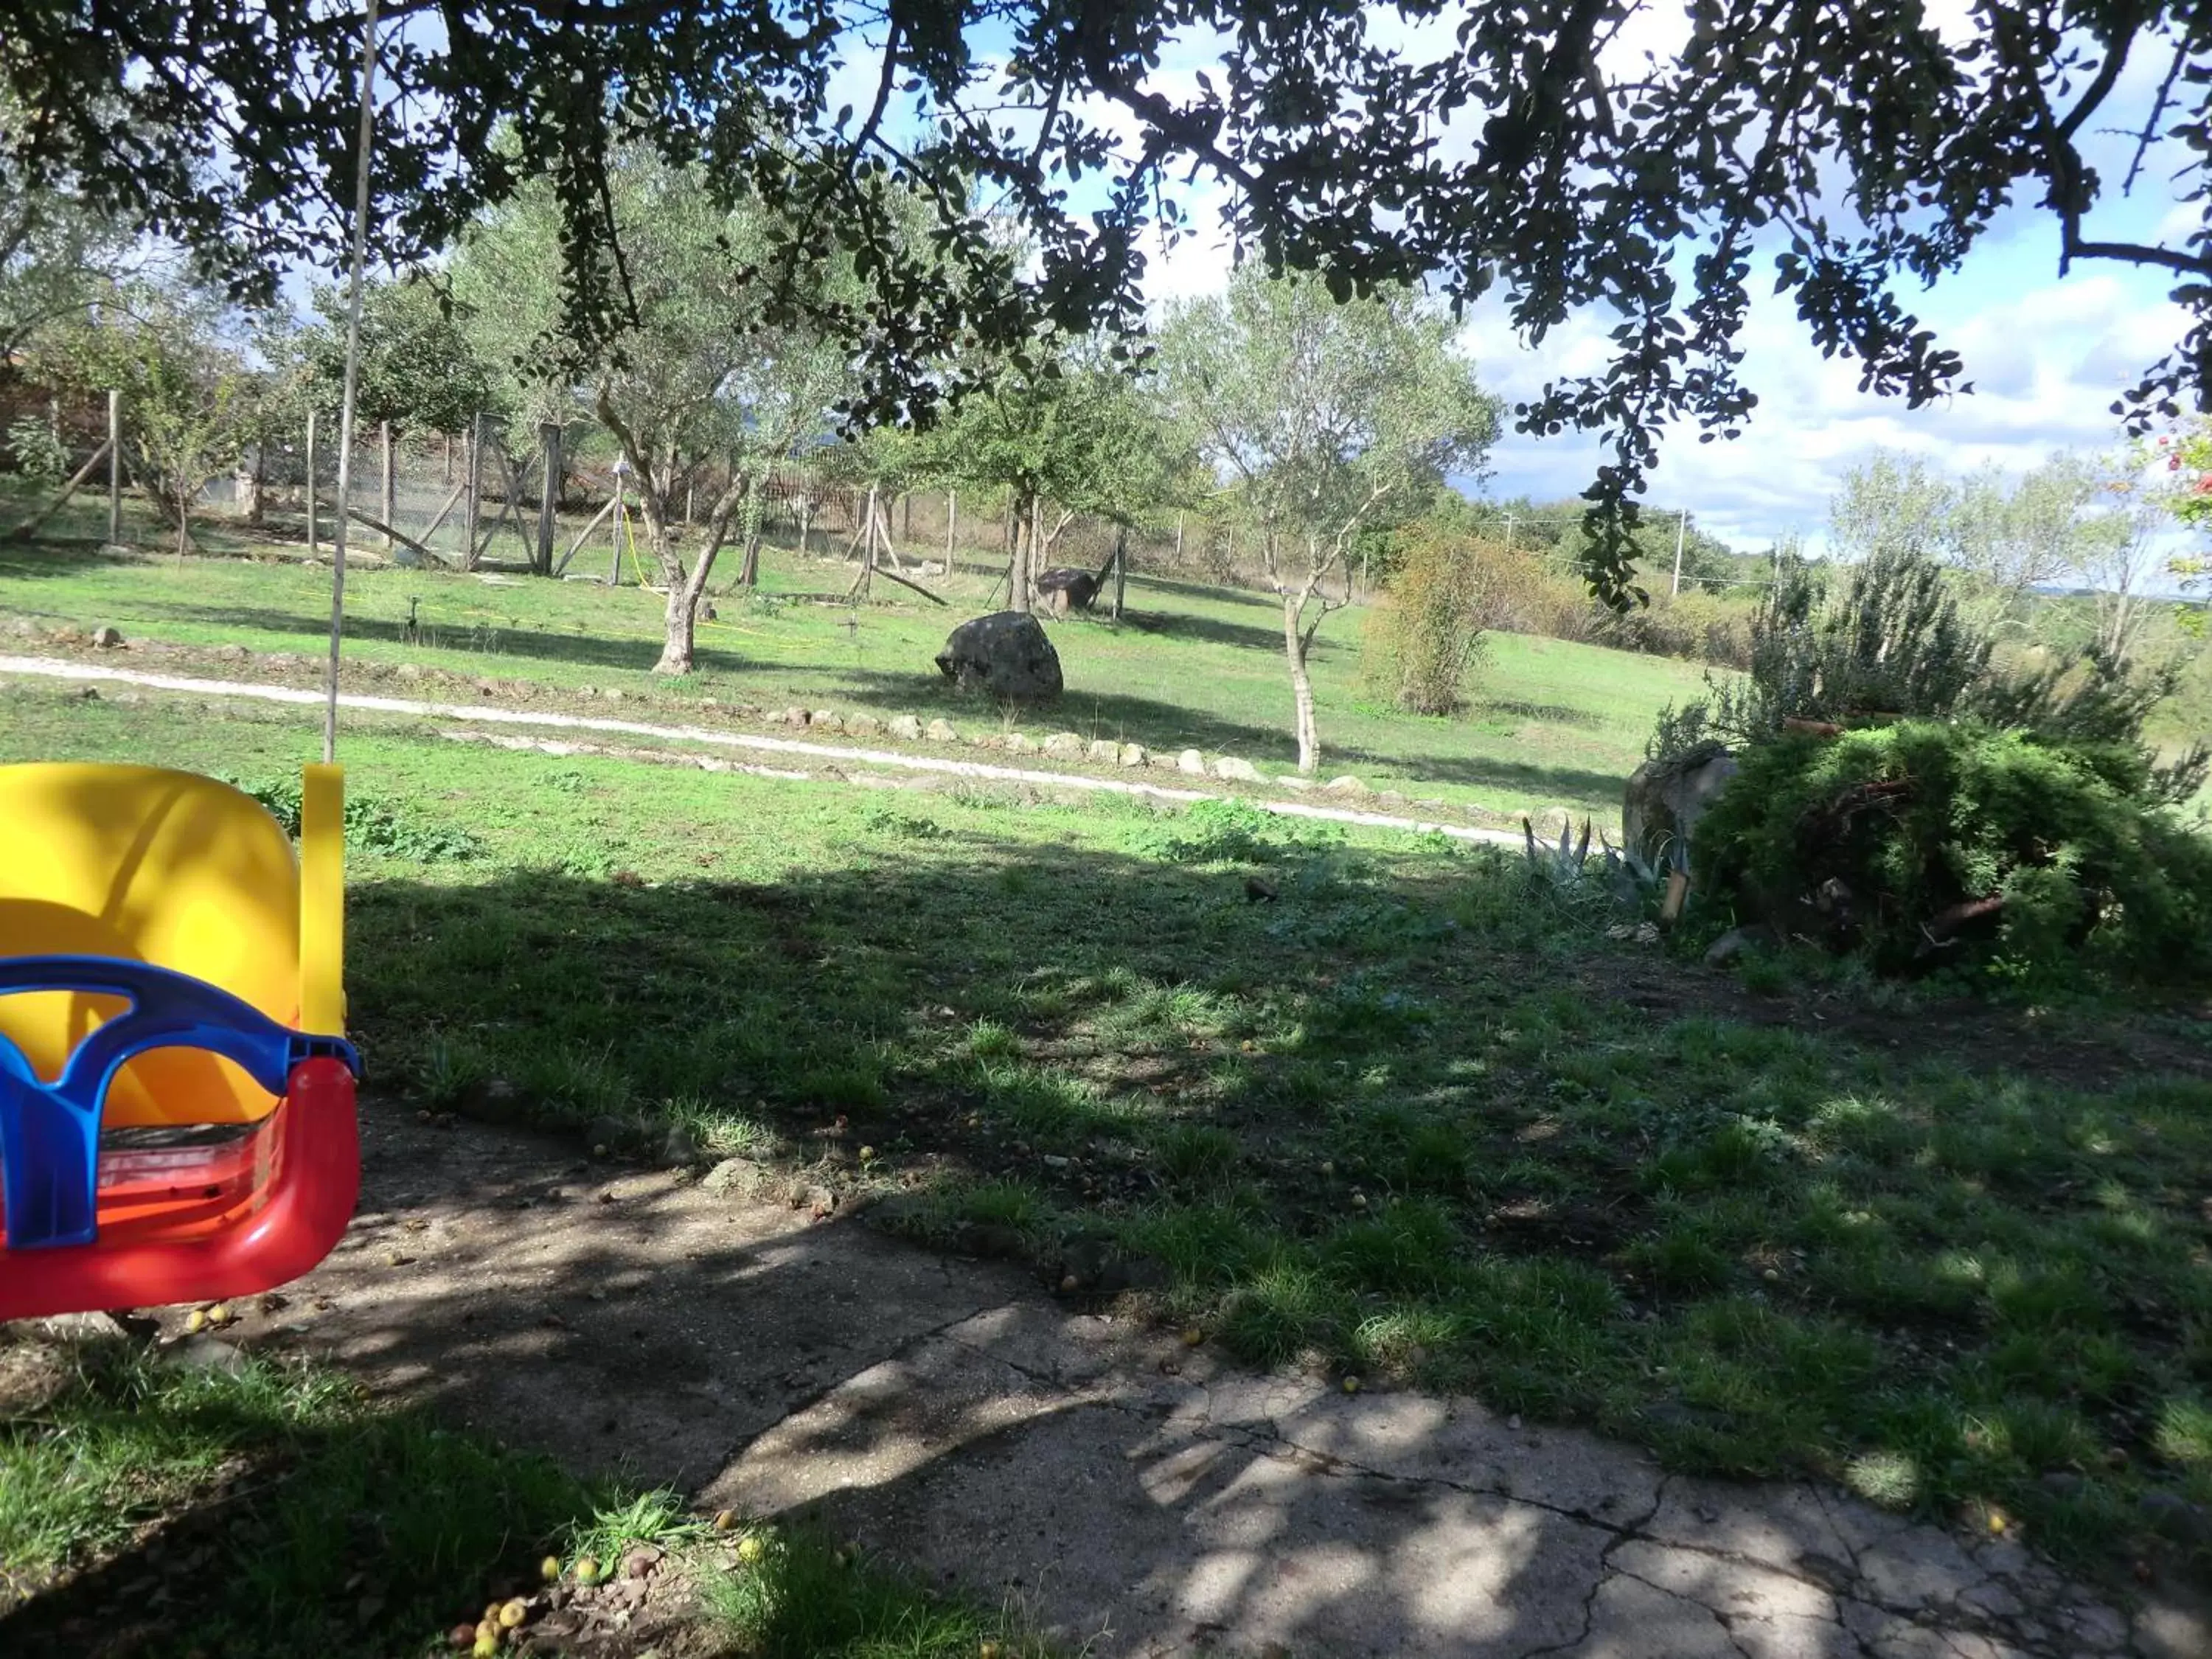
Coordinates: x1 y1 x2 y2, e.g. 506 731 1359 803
225 1106 2212 1659
0 653 1524 846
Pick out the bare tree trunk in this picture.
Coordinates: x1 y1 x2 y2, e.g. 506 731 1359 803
1281 589 1321 774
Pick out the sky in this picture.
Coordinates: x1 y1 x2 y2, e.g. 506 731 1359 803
1093 5 2203 560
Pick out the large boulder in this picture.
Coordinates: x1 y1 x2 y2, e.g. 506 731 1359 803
935 611 1064 701
1034 568 1102 616
1623 743 1739 872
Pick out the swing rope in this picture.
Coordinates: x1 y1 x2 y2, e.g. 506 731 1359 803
322 0 381 765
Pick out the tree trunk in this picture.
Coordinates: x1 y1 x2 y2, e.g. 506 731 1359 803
1281 590 1321 774
646 479 739 675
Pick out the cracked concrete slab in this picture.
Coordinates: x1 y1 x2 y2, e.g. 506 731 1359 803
223 1107 2205 1659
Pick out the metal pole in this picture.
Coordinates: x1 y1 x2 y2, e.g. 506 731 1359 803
304 407 318 553
325 0 379 766
106 389 120 544
1670 509 1687 597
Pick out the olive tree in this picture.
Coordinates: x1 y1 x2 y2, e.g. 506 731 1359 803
452 148 856 673
34 280 257 555
1161 268 1498 773
919 338 1192 611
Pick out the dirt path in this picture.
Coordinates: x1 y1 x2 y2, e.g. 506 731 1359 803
0 653 1525 846
201 1105 2204 1659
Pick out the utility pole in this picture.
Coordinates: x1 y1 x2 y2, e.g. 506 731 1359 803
1670 509 1688 597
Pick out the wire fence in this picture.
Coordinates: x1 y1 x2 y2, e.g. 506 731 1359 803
1 387 1780 605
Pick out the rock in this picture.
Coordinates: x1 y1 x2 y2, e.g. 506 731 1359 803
1087 738 1119 763
91 625 124 648
1043 731 1085 757
888 714 925 741
1211 756 1262 784
585 1115 630 1155
164 1335 246 1376
933 611 1064 701
661 1124 700 1166
29 1311 130 1343
1276 775 1311 791
2140 1490 2212 1545
1034 567 1103 613
1703 923 1778 967
844 713 883 737
1176 748 1208 776
702 1158 768 1197
1374 790 1408 807
215 643 249 662
1118 742 1148 768
781 706 810 728
395 661 425 681
9 616 41 637
1623 745 1738 872
810 710 844 734
1323 775 1366 795
925 717 960 744
1004 732 1035 755
602 687 624 702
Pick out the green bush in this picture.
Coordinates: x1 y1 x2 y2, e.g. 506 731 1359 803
1694 722 2212 985
1361 529 1488 714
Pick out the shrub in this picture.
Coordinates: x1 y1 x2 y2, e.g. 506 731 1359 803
1652 543 1992 758
1361 529 1489 714
1694 721 2212 985
5 414 69 487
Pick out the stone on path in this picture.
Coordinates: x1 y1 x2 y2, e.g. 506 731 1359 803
888 714 924 741
925 718 960 744
1211 755 1262 784
1175 749 1206 776
1087 738 1119 763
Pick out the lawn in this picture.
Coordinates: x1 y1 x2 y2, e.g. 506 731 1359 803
4 682 2208 1592
0 513 1711 821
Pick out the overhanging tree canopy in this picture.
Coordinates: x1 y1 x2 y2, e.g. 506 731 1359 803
7 1 2211 603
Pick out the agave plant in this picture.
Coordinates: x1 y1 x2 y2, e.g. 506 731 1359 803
1521 814 1594 889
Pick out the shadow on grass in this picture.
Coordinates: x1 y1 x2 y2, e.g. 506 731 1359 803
1110 605 1285 653
327 839 2212 1587
105 600 761 679
1326 742 1630 807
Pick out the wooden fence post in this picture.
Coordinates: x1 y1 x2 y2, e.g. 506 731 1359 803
304 407 318 553
535 420 562 576
107 389 121 545
462 415 482 568
945 489 956 566
378 420 394 551
1113 524 1127 620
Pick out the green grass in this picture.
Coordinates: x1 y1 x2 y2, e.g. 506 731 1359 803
0 1329 1052 1657
0 507 1711 818
4 688 2211 1586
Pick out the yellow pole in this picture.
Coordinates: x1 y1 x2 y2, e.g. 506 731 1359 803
299 763 347 1034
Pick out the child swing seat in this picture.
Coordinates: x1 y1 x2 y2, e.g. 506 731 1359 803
0 762 359 1321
